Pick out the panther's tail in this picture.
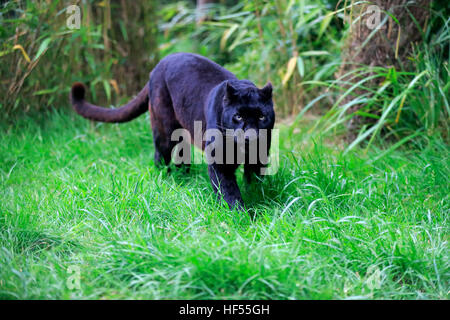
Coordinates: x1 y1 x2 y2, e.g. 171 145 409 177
70 82 149 123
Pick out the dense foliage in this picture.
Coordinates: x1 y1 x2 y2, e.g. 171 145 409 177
158 0 449 146
1 0 448 146
0 1 158 118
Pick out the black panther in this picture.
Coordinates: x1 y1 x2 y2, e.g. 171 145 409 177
70 52 275 209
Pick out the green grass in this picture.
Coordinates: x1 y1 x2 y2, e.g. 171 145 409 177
0 111 448 299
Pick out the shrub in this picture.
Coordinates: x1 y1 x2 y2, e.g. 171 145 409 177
0 0 158 120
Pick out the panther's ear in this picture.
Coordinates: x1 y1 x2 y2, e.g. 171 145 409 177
260 82 272 101
224 81 238 104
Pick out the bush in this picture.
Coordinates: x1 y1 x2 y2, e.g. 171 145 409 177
0 0 158 120
159 0 449 146
308 3 449 149
1 0 448 147
158 0 343 116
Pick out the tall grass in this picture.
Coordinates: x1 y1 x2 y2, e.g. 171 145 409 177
0 110 448 299
305 7 449 150
0 0 158 119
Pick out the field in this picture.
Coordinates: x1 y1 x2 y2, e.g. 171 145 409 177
0 111 448 299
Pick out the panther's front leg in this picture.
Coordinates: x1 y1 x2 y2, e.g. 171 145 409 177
244 163 267 184
208 163 244 210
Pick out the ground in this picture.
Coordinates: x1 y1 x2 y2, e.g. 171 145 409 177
0 111 448 299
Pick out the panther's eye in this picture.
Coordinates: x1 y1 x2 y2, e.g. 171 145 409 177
234 114 243 121
259 115 266 121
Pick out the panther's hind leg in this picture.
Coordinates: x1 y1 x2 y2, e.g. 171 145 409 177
148 83 182 167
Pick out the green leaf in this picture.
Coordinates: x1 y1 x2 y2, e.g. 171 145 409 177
103 80 111 102
220 24 238 51
33 38 51 61
319 12 333 39
300 50 330 57
297 57 305 78
0 49 13 58
33 87 58 96
386 67 398 84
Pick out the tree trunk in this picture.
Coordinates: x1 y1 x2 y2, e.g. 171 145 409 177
336 0 431 139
